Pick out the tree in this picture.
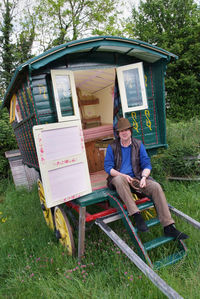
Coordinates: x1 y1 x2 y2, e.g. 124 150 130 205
0 0 14 91
0 107 17 178
14 14 36 64
0 0 124 94
125 0 200 120
32 0 123 51
0 0 36 94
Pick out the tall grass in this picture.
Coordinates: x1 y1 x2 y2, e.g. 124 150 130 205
0 180 200 299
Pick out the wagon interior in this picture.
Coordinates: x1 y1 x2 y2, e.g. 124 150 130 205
74 67 115 188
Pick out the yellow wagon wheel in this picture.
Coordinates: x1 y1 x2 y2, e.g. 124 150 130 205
54 206 75 256
37 179 54 231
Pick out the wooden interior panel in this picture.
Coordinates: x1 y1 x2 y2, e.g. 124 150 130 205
85 140 105 173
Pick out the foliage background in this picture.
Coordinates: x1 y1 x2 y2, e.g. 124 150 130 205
125 0 200 121
0 108 17 178
151 119 200 180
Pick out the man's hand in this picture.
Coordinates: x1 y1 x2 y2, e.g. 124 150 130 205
140 176 147 188
110 169 135 185
123 174 134 184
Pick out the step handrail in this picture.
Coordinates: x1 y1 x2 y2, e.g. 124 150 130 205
169 204 200 230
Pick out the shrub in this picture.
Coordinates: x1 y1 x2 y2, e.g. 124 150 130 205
0 108 17 178
151 118 200 180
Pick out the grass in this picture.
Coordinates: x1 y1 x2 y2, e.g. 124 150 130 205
151 119 200 179
0 180 200 298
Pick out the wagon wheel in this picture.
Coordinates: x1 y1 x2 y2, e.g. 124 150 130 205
37 179 54 231
54 206 75 256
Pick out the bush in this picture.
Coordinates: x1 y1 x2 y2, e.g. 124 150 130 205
151 118 200 180
0 108 17 178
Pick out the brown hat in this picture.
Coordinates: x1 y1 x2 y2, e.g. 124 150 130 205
117 118 132 131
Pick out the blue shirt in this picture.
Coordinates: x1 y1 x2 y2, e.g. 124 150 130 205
104 142 152 177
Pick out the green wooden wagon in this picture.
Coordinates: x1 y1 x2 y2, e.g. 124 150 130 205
2 36 187 271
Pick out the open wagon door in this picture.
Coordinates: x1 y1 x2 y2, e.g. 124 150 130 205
116 62 148 116
33 70 92 208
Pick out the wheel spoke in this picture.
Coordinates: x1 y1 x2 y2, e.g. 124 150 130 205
54 207 75 256
37 179 54 231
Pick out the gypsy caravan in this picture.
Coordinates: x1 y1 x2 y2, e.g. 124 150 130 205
3 36 187 270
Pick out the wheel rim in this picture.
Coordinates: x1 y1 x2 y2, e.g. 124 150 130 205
54 206 75 256
37 179 54 231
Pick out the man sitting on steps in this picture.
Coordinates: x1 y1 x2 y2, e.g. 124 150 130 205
104 117 188 240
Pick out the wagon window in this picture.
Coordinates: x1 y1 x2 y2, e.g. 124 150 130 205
117 62 148 115
10 95 23 123
51 70 80 122
15 99 23 122
10 94 17 123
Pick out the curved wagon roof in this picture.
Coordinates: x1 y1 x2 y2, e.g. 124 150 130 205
2 35 177 108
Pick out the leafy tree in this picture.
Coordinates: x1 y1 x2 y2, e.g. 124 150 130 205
0 0 35 94
14 12 36 64
125 0 200 121
0 1 35 180
0 0 14 91
32 0 122 51
0 107 17 178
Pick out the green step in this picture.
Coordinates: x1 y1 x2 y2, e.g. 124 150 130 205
153 250 187 269
146 217 160 228
144 235 174 251
75 188 115 206
138 201 154 211
135 217 160 233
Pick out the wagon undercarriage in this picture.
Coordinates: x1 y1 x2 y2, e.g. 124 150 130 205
37 176 200 299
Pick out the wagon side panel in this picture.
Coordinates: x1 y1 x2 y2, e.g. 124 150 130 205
152 60 168 147
31 72 58 125
12 75 39 168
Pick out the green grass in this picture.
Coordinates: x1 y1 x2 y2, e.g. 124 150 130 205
0 181 200 298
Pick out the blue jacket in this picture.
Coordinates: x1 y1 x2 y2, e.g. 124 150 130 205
104 138 152 188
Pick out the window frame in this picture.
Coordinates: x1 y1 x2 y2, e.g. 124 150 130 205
51 69 80 122
9 94 17 123
116 62 148 116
